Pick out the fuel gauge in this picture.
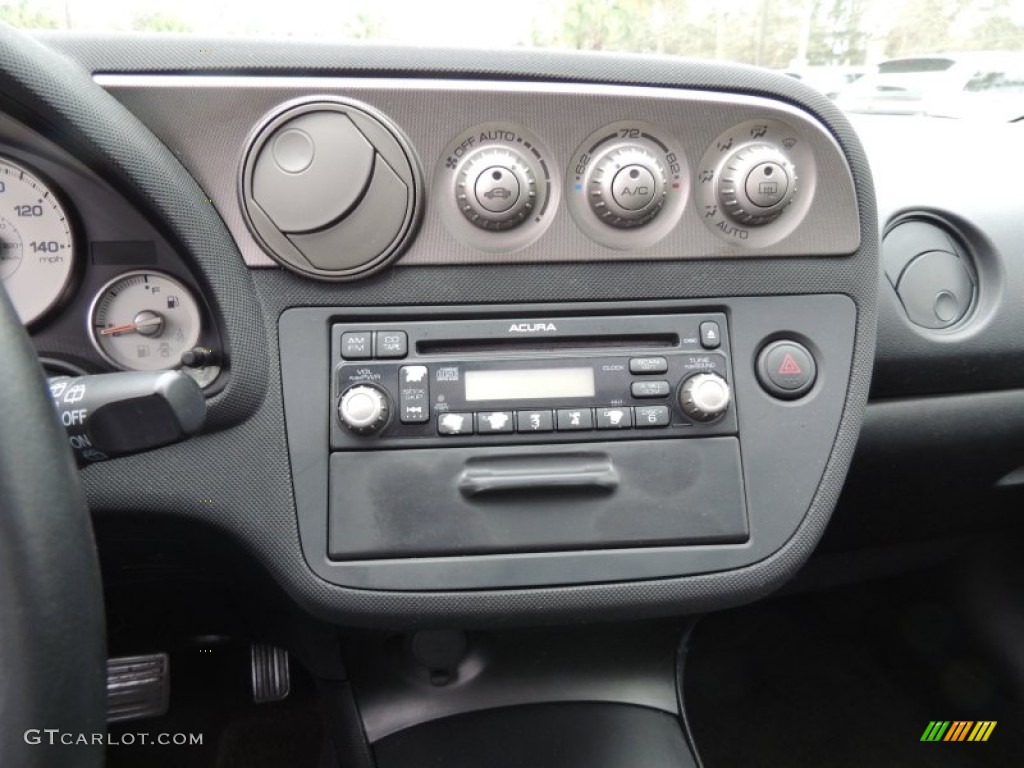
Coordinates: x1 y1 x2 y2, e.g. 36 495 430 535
89 270 202 371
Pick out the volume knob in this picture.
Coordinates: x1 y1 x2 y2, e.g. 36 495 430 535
680 373 731 422
717 143 797 226
338 384 390 434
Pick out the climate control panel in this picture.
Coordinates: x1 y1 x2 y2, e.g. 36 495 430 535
329 313 736 450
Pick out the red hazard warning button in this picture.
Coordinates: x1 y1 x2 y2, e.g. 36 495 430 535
777 353 803 376
756 341 816 399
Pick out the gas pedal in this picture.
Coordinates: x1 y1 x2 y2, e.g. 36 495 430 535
251 643 290 704
107 653 170 723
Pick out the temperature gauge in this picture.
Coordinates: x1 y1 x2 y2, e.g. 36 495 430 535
89 270 202 371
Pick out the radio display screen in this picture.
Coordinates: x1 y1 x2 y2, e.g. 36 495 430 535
464 367 596 401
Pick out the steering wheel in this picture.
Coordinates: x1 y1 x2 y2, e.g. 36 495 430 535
0 287 106 766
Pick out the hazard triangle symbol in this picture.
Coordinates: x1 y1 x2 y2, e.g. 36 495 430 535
777 353 802 376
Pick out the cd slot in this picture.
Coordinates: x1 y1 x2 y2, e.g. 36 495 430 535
417 334 678 356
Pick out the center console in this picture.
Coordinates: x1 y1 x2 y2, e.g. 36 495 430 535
280 293 855 591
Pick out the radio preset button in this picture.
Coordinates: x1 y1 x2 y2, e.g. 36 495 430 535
635 405 671 428
629 357 668 374
596 407 633 429
399 365 430 423
557 408 594 431
438 412 473 435
376 331 408 359
631 380 670 398
477 411 514 434
517 410 554 433
341 332 373 360
700 321 722 349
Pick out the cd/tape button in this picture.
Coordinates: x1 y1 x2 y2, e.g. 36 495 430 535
596 407 633 429
376 330 408 359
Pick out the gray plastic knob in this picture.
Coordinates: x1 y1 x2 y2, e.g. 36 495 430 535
338 384 390 434
680 373 731 422
456 147 537 230
717 143 797 226
586 145 667 228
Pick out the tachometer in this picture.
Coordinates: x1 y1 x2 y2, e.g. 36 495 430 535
89 271 202 371
0 156 76 325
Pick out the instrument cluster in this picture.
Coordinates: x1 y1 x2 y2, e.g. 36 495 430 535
0 146 220 388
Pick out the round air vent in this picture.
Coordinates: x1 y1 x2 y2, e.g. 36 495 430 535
240 99 423 281
882 218 976 329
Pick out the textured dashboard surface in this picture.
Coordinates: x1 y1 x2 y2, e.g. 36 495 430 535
2 31 877 626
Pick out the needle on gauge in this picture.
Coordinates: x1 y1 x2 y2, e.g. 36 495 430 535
99 311 164 336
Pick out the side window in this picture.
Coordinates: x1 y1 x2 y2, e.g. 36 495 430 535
964 68 1024 94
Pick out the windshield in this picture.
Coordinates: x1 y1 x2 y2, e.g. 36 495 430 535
3 0 1024 118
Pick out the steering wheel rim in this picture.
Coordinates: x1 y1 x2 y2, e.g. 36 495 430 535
0 287 105 766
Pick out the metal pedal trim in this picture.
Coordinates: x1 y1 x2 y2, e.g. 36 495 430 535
107 653 170 723
251 643 290 704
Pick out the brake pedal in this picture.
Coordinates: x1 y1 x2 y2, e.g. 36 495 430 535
106 653 170 723
251 643 290 703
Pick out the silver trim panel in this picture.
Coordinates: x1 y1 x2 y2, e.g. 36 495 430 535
96 75 860 269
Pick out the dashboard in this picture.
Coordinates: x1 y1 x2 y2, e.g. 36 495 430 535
5 30 1017 628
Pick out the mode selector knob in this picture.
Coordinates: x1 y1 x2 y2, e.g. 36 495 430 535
717 143 797 226
679 373 731 422
456 147 537 231
338 384 390 434
587 144 667 228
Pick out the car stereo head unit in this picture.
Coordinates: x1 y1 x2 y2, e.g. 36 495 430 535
329 313 737 450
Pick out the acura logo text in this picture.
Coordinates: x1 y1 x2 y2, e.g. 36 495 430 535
508 322 557 333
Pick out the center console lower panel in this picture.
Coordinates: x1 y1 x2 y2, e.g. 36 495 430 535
279 296 856 592
329 438 747 559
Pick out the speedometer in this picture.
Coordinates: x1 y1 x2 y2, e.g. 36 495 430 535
0 156 76 325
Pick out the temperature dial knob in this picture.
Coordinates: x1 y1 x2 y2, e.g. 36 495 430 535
679 373 731 422
587 145 667 228
338 384 390 434
456 147 537 230
717 144 797 226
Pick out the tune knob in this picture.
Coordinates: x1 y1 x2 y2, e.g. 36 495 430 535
679 373 731 422
586 144 667 228
338 384 390 434
717 143 797 226
456 147 537 230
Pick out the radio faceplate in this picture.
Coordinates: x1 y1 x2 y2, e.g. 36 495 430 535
329 313 736 450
